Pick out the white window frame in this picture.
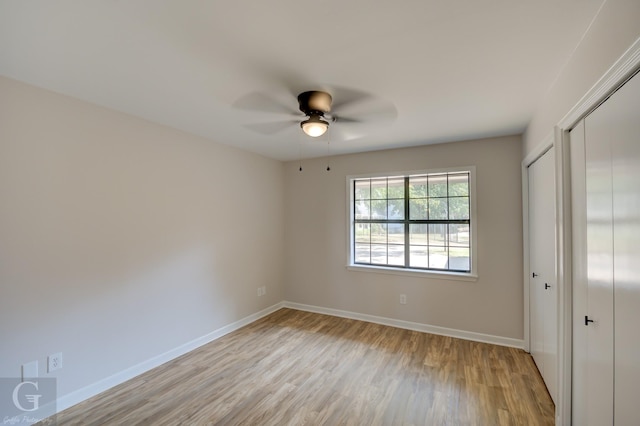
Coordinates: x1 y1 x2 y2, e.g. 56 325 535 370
346 167 478 281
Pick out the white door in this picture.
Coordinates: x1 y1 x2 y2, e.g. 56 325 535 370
587 70 640 425
609 69 640 426
571 113 615 425
582 84 616 426
528 146 557 403
571 69 640 425
570 119 588 425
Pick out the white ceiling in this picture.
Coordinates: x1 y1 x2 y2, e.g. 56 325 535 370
0 1 603 161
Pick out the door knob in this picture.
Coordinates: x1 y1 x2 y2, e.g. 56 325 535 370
585 316 594 326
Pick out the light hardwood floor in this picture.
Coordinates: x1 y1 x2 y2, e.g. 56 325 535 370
46 308 554 425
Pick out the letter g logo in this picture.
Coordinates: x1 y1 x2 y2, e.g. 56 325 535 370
12 381 42 412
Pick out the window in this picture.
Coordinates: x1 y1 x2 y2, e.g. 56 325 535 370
349 168 475 276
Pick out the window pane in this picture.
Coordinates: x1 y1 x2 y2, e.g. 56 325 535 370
449 224 470 247
428 174 447 197
409 176 428 198
410 224 427 245
388 199 404 219
355 244 370 263
388 245 404 266
388 178 404 198
355 180 370 200
355 200 370 219
371 223 387 244
409 199 427 220
388 223 404 244
355 223 370 243
428 246 448 269
371 200 387 219
428 198 448 220
449 197 469 220
371 179 387 199
351 170 472 273
371 244 387 264
449 173 469 196
428 224 447 245
449 247 470 271
409 246 428 267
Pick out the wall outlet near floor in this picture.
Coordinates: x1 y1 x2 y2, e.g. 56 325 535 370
257 286 266 297
48 352 63 372
400 294 407 305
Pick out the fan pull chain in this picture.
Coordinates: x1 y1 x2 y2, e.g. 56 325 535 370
298 134 303 172
326 130 331 171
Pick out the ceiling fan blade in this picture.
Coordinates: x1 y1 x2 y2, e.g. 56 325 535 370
334 101 398 125
329 122 367 142
243 120 298 135
328 86 397 125
329 86 376 112
331 116 362 124
233 92 299 115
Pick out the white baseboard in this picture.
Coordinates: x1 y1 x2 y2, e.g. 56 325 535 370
283 301 525 349
56 302 284 413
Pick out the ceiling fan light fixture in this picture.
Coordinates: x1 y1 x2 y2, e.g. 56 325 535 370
301 115 329 137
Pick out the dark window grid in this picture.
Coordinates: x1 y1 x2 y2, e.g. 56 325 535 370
354 221 405 265
408 197 470 221
356 219 469 224
353 174 470 272
408 171 469 221
354 220 470 268
356 198 406 220
409 220 469 248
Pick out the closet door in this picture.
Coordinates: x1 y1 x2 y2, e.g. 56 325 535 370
571 70 640 425
570 120 588 425
591 71 640 425
583 110 615 425
528 146 557 403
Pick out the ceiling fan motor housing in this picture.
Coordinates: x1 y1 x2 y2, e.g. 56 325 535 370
298 91 332 115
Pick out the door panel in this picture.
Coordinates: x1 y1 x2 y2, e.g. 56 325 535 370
584 89 616 426
570 120 588 425
607 71 640 425
572 71 640 425
528 146 557 403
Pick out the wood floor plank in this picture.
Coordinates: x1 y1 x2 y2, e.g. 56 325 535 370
44 308 555 425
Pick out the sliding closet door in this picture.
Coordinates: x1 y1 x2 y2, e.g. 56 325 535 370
570 120 588 425
571 70 640 425
582 110 615 425
604 72 640 424
528 146 557 403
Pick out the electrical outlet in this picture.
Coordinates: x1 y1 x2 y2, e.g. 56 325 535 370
400 294 407 305
48 353 62 372
257 287 262 296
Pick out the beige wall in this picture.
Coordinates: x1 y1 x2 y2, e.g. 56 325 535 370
284 136 524 339
11 1 637 394
525 0 640 155
0 76 285 397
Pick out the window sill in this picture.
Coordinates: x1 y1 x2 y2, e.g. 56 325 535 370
346 264 478 282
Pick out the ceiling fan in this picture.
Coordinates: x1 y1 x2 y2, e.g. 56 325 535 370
298 90 333 137
234 86 397 141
